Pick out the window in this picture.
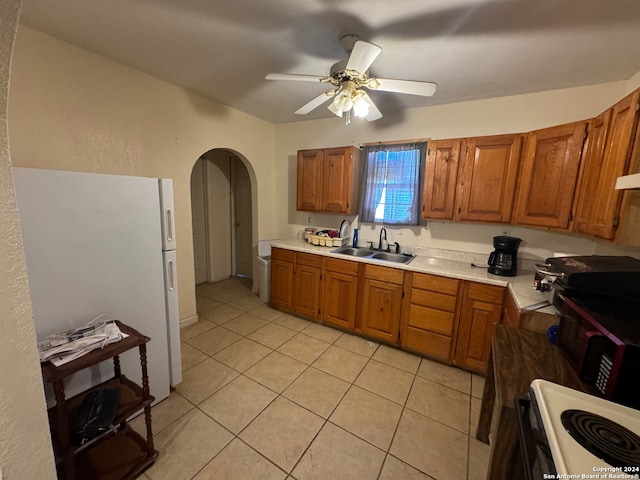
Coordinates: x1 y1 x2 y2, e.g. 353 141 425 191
360 142 426 225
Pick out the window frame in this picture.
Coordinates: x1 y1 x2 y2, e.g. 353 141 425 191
359 141 427 226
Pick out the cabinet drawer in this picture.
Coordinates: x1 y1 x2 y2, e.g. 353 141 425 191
408 304 455 336
325 257 359 276
296 252 322 268
410 289 457 312
412 273 459 295
272 247 295 263
364 264 404 285
465 282 505 305
404 327 452 360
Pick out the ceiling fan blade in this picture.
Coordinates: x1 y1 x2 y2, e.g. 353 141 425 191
359 91 383 121
373 78 437 97
265 73 325 83
345 40 382 73
295 90 336 115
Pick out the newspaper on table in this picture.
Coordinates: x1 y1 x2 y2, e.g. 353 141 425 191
39 321 129 367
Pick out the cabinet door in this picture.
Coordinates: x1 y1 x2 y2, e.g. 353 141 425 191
502 290 521 329
515 121 587 229
454 283 504 373
322 147 354 213
271 259 294 310
323 270 358 330
359 277 403 344
456 134 522 223
293 264 322 319
297 149 324 211
422 139 461 220
588 90 640 239
574 111 612 234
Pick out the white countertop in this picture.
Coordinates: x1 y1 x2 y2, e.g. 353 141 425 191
270 238 557 316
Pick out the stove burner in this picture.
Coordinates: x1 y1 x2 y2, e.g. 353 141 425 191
561 409 640 468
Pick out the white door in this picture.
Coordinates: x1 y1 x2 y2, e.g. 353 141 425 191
190 158 208 284
231 158 253 277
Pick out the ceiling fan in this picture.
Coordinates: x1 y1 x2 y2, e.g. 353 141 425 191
266 35 437 124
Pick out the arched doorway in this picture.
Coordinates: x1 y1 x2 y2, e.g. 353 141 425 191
190 149 254 286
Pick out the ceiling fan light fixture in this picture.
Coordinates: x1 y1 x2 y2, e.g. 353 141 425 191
352 91 370 118
327 100 343 117
332 90 353 113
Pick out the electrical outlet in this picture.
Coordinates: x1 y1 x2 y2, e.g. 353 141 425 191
307 216 311 224
501 228 511 236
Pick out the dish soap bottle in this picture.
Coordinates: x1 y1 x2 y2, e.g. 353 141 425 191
352 228 358 248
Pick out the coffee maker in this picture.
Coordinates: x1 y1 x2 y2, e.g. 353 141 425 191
488 236 521 276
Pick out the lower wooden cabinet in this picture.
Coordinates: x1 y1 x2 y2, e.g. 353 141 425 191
358 264 404 344
292 253 322 318
454 282 505 373
501 288 521 328
323 258 359 330
270 248 295 310
270 248 506 373
401 272 461 361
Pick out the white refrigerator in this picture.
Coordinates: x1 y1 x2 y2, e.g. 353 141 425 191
13 167 182 405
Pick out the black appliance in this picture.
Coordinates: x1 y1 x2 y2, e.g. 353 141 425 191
532 255 640 308
487 235 521 276
557 296 640 408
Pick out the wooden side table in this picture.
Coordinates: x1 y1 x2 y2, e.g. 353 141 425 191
476 325 587 480
41 321 158 480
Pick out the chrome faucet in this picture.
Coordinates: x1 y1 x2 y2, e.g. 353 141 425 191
378 227 389 252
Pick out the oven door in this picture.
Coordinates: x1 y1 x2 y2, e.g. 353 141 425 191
514 394 557 480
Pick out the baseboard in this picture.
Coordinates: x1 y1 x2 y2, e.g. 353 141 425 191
180 314 199 328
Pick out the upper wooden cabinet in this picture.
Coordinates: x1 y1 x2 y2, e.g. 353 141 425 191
296 146 361 214
297 149 324 212
574 90 640 239
574 111 612 234
515 121 588 229
455 134 523 223
422 139 461 220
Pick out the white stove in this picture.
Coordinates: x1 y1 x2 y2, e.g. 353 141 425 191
529 379 640 476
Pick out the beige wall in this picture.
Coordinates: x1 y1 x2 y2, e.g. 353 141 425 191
0 0 56 477
8 26 277 325
274 81 640 261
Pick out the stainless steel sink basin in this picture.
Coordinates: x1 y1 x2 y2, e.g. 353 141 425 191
331 247 415 265
331 247 375 257
371 252 415 264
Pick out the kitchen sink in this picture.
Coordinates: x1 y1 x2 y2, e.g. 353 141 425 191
331 247 375 257
331 247 415 265
370 252 415 264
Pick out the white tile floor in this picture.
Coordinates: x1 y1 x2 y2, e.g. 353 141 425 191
135 277 490 480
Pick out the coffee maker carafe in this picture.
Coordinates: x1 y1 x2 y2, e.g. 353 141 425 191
488 236 521 276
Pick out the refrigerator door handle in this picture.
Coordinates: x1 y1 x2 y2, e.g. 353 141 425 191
168 259 176 291
165 208 174 244
159 178 176 251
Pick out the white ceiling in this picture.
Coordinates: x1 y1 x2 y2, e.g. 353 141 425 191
19 0 640 124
